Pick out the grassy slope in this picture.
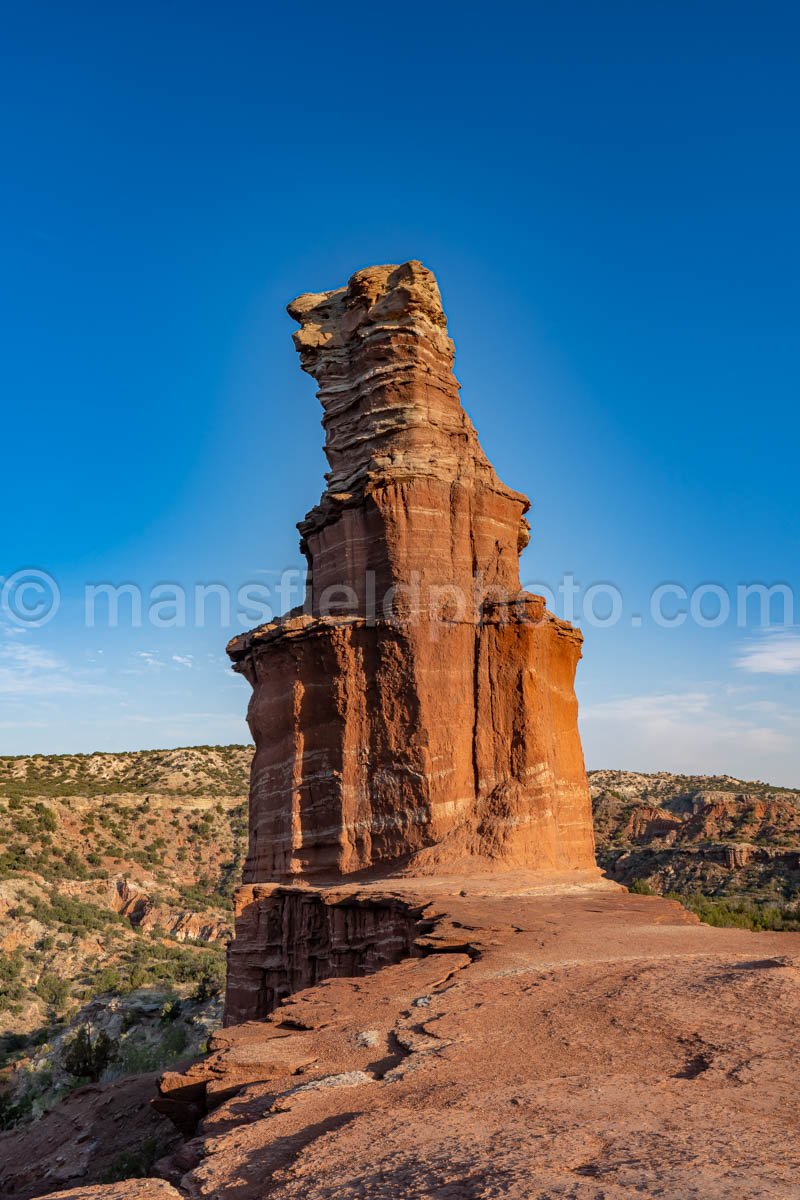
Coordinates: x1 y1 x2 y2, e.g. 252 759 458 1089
0 746 251 1065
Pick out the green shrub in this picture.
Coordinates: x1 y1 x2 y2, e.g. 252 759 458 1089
92 967 121 995
116 1024 188 1075
127 963 148 991
35 973 70 1014
25 892 125 936
117 938 225 994
670 893 800 932
160 997 182 1022
0 950 23 984
192 960 225 1002
0 951 25 1013
34 803 58 832
628 878 656 895
62 1025 117 1082
0 1088 35 1130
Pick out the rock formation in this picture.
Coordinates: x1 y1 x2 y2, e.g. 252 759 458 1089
227 261 596 895
8 273 800 1200
590 769 800 892
224 886 423 1024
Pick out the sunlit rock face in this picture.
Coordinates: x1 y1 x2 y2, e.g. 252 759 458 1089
289 260 530 616
227 261 596 884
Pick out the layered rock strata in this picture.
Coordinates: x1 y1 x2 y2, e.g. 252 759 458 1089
224 886 424 1026
227 261 596 891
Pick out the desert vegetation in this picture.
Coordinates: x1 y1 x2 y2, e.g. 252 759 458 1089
0 745 250 1131
591 769 800 929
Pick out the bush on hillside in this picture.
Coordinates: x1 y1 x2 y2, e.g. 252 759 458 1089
62 1025 117 1082
35 972 71 1014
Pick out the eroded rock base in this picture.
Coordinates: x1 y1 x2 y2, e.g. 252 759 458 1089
224 885 428 1025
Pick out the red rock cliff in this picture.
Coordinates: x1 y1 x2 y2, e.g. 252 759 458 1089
227 261 596 883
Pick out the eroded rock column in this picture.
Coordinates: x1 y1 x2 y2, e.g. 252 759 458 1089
225 261 597 1020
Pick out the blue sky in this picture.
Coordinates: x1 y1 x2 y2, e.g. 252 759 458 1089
1 1 798 783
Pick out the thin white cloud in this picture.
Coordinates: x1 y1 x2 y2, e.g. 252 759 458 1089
581 687 794 781
734 630 800 676
118 711 245 727
583 691 714 723
172 655 194 668
0 641 62 671
0 636 113 699
132 651 164 671
736 699 782 715
0 617 27 640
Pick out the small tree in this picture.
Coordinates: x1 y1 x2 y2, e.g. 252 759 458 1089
62 1025 116 1082
36 972 70 1014
193 963 224 1003
92 966 121 995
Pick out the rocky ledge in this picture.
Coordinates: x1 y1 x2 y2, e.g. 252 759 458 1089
29 875 799 1199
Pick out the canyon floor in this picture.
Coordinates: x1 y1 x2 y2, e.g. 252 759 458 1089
12 874 800 1200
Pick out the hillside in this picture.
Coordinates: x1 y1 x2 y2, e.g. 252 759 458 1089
0 746 252 1132
590 768 800 927
0 745 251 800
1 747 799 1144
